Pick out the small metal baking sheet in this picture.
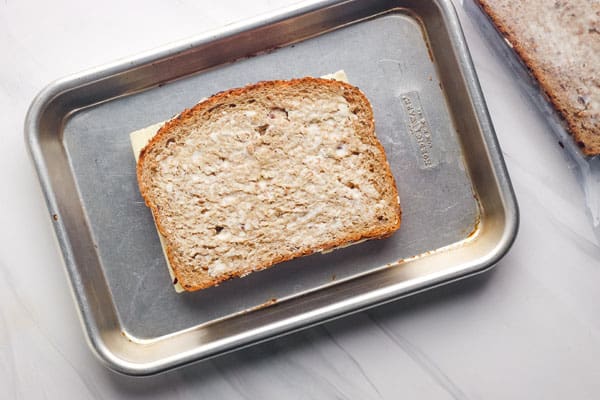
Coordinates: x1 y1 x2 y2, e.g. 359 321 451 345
26 0 518 375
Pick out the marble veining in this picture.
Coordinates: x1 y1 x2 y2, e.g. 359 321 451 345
365 313 470 400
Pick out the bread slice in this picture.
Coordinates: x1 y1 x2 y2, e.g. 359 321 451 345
137 77 401 291
476 0 600 155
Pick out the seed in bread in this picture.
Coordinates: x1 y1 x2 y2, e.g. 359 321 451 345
477 0 600 155
137 77 401 291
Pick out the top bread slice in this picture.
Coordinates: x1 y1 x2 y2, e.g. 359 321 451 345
137 77 401 291
476 0 600 155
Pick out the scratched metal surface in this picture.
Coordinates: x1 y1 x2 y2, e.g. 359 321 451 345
62 12 475 338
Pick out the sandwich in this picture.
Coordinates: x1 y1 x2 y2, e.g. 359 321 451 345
133 73 401 291
477 0 600 155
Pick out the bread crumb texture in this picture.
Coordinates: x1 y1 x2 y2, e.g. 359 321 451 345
137 78 401 291
478 0 600 155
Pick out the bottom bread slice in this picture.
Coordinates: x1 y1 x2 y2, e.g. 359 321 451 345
135 75 401 291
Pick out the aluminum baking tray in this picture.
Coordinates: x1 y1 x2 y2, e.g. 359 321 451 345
26 0 518 375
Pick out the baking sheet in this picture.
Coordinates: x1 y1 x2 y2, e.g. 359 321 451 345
26 0 518 375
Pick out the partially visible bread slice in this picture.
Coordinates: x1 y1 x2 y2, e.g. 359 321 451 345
476 0 600 155
137 77 401 291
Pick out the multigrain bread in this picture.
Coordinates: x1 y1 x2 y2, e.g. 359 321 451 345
476 0 600 155
137 77 401 291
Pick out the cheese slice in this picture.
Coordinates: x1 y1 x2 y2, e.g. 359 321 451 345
130 71 350 292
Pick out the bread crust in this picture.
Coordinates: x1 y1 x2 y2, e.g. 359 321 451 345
476 0 600 155
137 77 401 291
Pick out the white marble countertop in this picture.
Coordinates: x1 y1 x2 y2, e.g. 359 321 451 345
2 0 599 398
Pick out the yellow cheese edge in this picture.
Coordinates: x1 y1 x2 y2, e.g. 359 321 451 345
130 70 349 293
